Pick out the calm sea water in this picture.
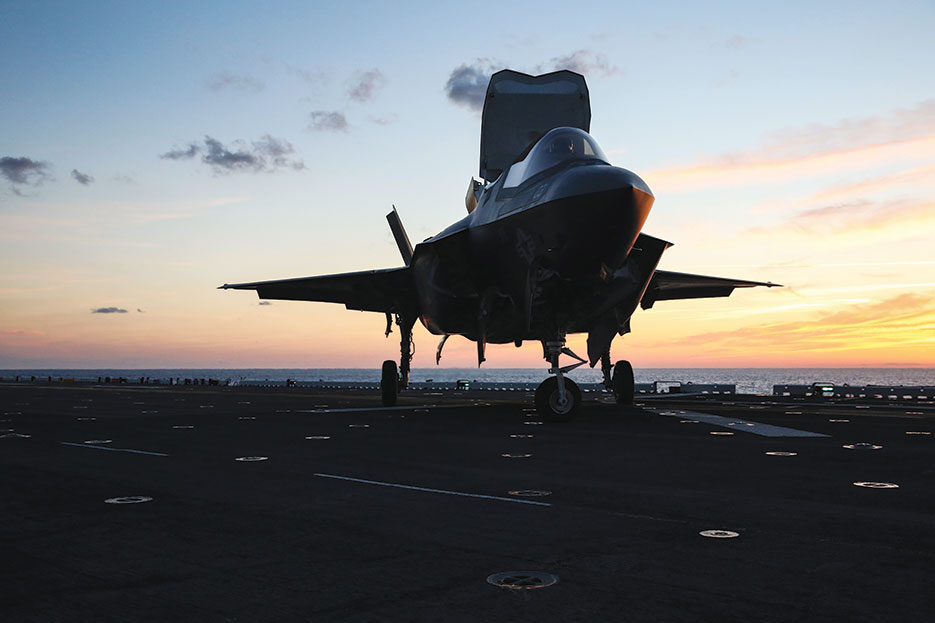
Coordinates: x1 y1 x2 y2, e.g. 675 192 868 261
2 368 932 395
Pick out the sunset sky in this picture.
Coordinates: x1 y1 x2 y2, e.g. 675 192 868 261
2 1 933 369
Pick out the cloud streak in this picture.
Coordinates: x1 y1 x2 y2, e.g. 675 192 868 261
92 307 128 314
347 69 386 102
1 156 52 195
160 135 305 173
206 71 264 93
645 293 935 363
537 49 621 77
308 111 348 132
646 100 935 192
71 169 94 185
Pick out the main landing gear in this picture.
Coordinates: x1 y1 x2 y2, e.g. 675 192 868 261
535 340 586 421
600 353 635 405
381 313 415 407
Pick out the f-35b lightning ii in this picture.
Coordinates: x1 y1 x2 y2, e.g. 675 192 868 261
221 69 778 420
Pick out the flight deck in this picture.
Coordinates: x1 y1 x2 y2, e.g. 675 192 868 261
2 382 933 622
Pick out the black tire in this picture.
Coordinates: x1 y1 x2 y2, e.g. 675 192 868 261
380 360 398 407
534 377 581 422
612 360 634 405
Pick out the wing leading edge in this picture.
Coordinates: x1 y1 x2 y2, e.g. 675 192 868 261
641 270 779 309
219 266 414 314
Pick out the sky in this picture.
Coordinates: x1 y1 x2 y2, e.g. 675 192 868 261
1 0 934 369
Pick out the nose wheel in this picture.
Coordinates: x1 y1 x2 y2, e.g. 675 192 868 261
535 340 585 421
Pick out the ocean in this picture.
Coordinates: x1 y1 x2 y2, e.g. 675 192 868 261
2 368 932 395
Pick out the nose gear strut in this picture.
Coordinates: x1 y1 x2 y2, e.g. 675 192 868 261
535 339 585 421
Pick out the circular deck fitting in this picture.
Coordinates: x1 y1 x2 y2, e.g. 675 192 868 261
172 425 194 429
486 571 558 590
348 424 369 428
906 431 931 435
502 453 532 458
829 419 850 423
508 490 551 497
105 496 152 504
76 417 96 421
510 434 534 438
524 421 543 426
83 439 112 445
679 419 700 424
765 451 797 457
305 435 331 440
710 431 734 436
853 482 899 489
235 456 268 462
700 530 739 538
843 443 882 450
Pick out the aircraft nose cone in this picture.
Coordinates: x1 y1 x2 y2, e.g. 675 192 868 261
544 164 655 269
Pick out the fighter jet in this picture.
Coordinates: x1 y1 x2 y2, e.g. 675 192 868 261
221 69 778 420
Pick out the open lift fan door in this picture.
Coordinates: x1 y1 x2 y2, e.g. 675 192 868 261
480 70 590 182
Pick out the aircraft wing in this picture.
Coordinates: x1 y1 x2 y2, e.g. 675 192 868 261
219 266 414 313
640 270 779 309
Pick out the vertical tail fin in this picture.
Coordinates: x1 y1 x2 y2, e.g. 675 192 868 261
386 205 413 266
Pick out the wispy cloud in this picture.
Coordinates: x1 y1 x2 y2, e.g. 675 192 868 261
71 169 94 185
748 198 935 243
646 100 935 192
308 111 348 132
1 328 45 337
537 49 621 76
205 71 264 93
347 68 386 103
159 135 305 173
444 59 501 111
92 307 128 314
651 293 935 356
1 156 52 195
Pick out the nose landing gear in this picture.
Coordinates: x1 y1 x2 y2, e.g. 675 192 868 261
535 340 585 421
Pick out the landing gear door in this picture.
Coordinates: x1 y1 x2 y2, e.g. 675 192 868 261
480 70 591 183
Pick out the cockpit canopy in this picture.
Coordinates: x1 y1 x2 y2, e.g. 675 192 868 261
503 127 608 188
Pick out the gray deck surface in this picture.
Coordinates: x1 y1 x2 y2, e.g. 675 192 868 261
2 383 933 622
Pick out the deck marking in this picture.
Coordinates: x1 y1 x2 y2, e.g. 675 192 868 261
61 442 168 456
314 473 552 507
293 404 475 414
652 409 828 437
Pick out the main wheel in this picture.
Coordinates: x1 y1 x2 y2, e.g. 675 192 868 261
380 360 398 407
534 377 581 422
612 360 634 405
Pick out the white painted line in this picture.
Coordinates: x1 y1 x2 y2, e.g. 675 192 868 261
652 409 829 437
61 442 169 456
314 473 552 507
294 404 473 414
